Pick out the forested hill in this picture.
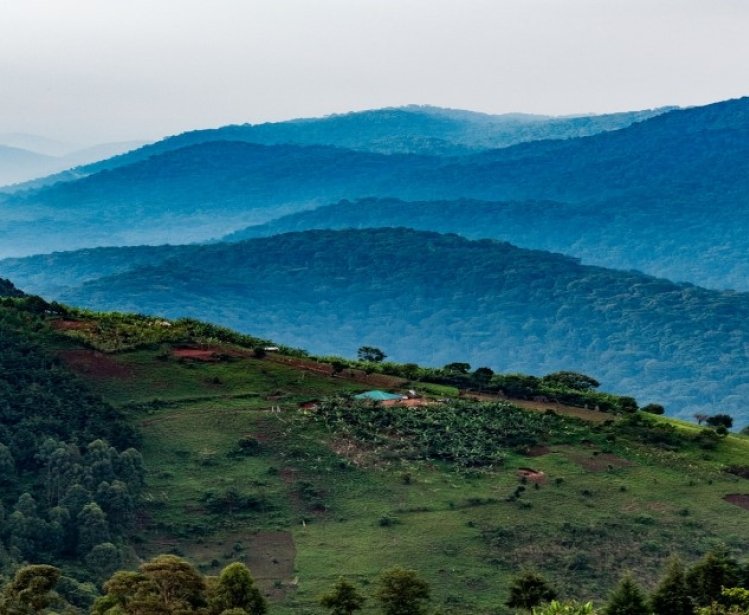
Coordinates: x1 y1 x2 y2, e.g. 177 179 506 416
25 227 749 425
223 195 749 291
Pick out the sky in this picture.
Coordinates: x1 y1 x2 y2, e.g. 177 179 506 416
1 0 748 145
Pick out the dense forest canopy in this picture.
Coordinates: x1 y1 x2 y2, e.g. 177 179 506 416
223 195 749 292
0 297 143 584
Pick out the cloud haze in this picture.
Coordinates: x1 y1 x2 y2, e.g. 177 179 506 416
1 0 747 143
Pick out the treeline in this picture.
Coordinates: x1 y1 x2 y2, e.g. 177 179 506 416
0 296 144 581
2 549 747 614
503 549 749 615
313 351 642 415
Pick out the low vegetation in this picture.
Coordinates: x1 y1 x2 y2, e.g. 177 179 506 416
1 294 749 614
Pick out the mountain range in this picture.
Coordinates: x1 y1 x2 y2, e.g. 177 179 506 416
1 98 748 292
0 137 148 187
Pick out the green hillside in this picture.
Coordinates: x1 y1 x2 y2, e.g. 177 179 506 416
7 228 749 426
2 292 749 614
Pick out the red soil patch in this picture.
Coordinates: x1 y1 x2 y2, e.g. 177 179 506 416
517 467 546 483
173 348 219 361
350 370 407 388
172 345 250 362
266 354 407 387
724 494 749 511
58 349 132 379
52 319 95 331
567 450 633 472
269 355 335 376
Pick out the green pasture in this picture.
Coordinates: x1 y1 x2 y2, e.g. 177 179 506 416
56 334 749 614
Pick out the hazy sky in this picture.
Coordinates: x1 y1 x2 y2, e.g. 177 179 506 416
1 0 748 144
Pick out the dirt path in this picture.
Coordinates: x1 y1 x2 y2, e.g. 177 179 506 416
59 349 133 379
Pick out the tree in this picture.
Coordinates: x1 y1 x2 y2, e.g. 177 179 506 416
96 479 136 530
357 346 386 363
14 493 37 518
209 562 266 615
651 557 692 615
507 570 558 610
721 587 749 611
94 555 207 614
91 570 142 615
542 371 600 391
76 502 110 555
61 483 92 519
687 549 742 607
472 367 495 389
400 363 421 381
694 588 749 614
0 444 16 487
0 564 61 614
320 577 365 615
443 362 471 376
706 414 734 430
641 403 665 415
604 574 649 615
377 567 430 615
331 360 348 375
617 397 639 414
116 448 146 491
85 542 123 583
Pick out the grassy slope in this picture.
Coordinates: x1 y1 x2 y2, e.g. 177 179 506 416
43 314 749 615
